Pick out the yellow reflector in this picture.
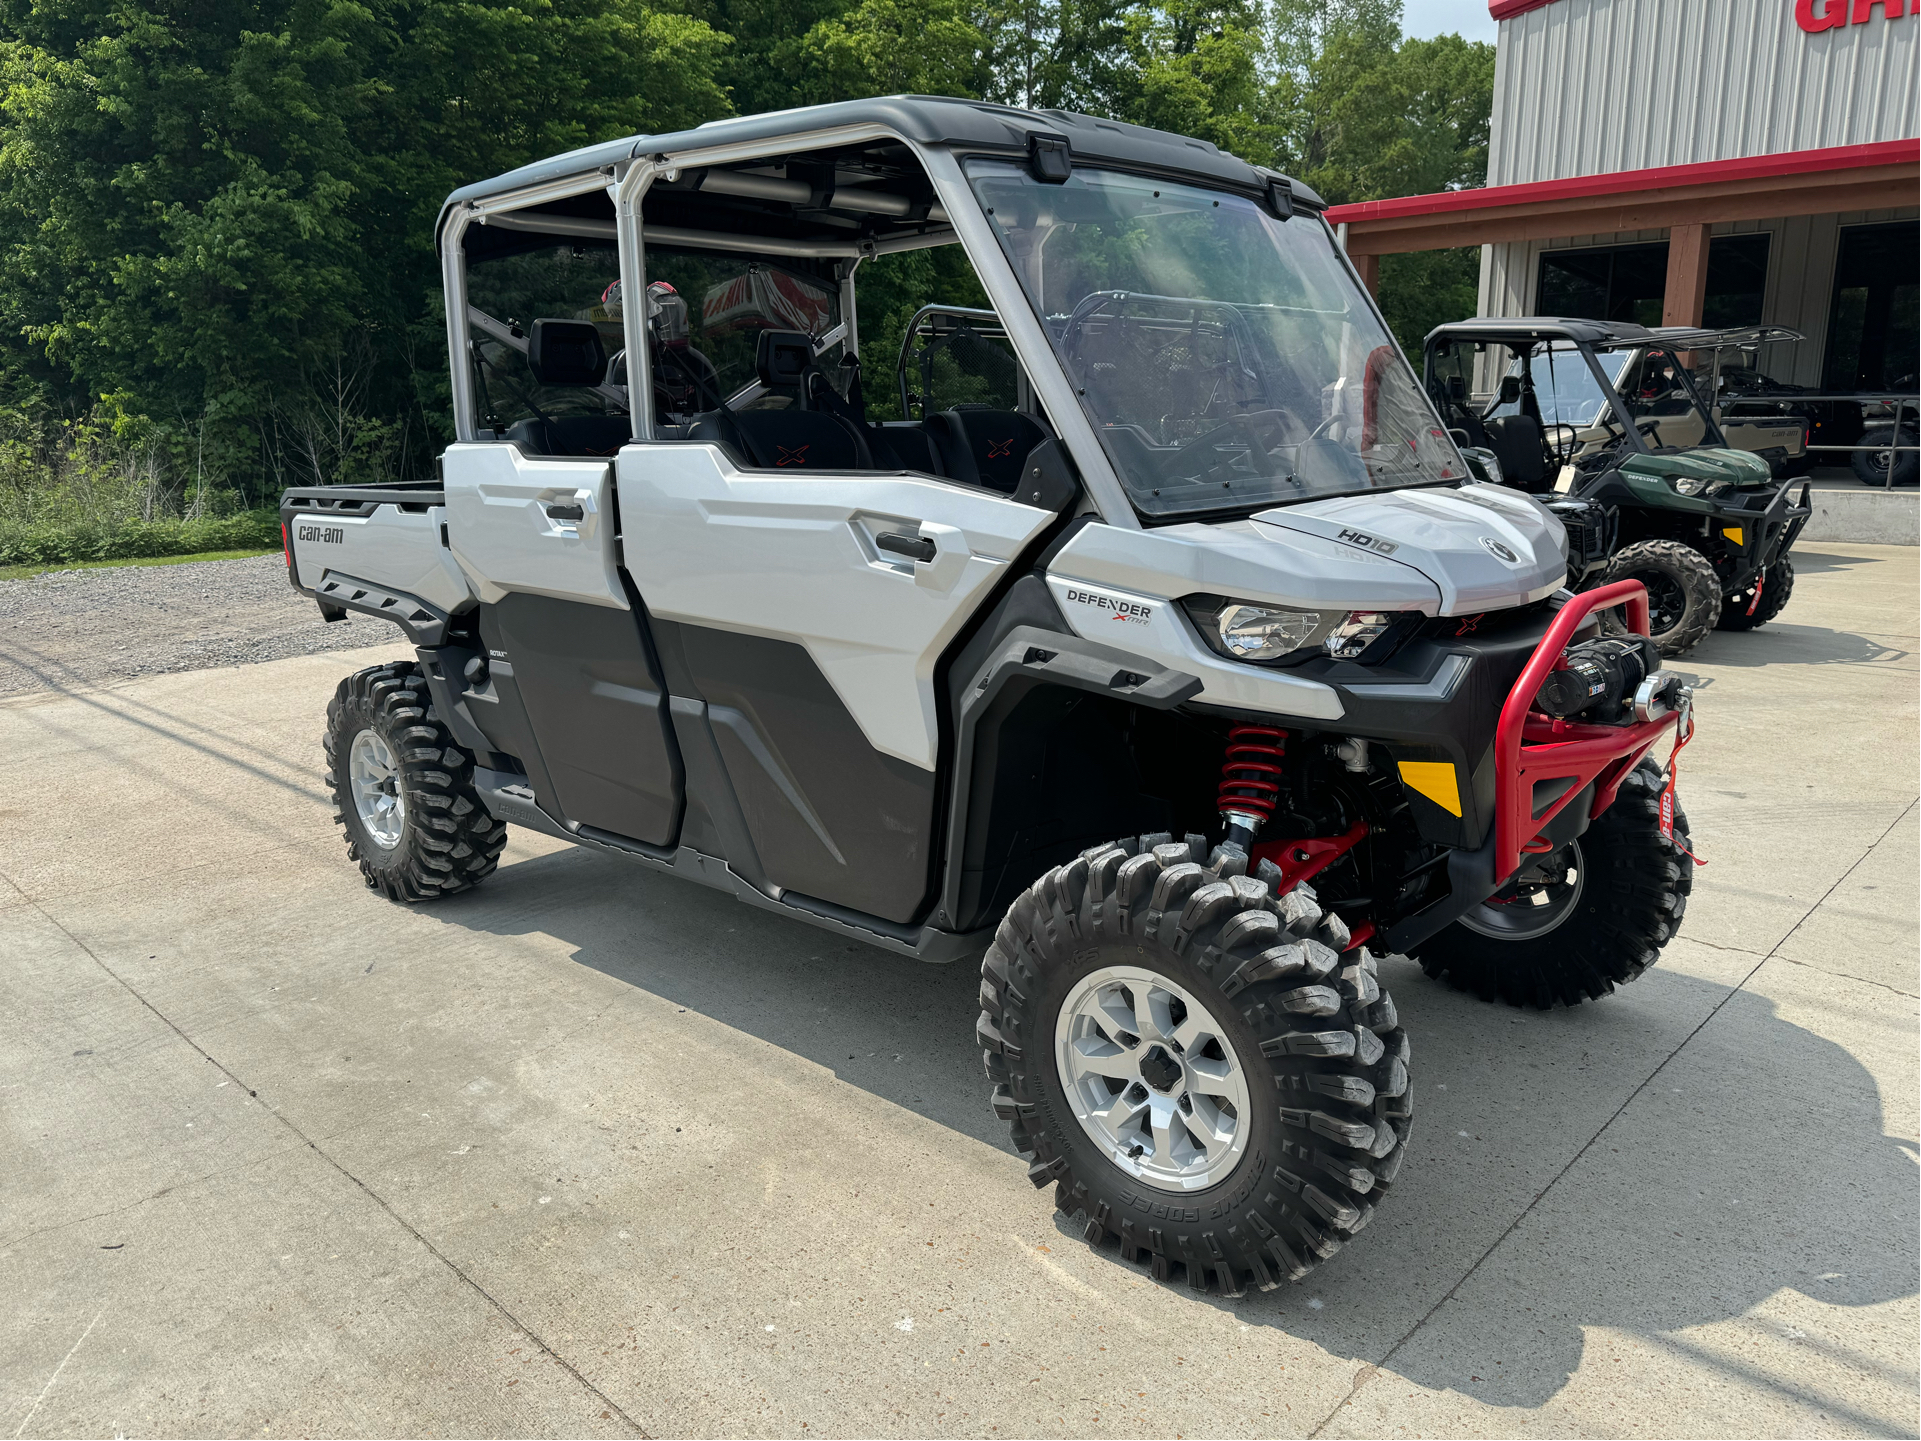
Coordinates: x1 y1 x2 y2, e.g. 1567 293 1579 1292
1723 525 1744 546
1398 760 1462 817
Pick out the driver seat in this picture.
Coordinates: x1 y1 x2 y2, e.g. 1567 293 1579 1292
1483 414 1549 492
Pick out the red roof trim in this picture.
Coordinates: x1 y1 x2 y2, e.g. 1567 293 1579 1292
1323 139 1921 225
1490 0 1558 17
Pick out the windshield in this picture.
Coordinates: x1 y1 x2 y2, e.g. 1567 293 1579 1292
1490 342 1618 428
967 162 1464 517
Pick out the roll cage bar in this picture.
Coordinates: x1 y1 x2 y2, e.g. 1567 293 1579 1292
432 99 1345 535
1423 320 1733 456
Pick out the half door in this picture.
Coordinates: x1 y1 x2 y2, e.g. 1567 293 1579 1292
444 441 683 847
617 442 1054 921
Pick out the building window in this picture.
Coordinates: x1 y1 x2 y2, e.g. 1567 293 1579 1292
1822 221 1919 392
1536 235 1771 328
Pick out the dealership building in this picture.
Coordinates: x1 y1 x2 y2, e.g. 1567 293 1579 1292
1328 0 1918 394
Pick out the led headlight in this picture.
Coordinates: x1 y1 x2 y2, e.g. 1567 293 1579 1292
1323 611 1398 658
1217 602 1323 660
1184 596 1409 666
1671 474 1731 497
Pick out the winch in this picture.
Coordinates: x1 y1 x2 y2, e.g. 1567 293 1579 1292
1534 635 1686 725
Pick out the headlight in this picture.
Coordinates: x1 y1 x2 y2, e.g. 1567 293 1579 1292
1672 474 1731 497
1462 446 1504 488
1323 611 1398 658
1184 597 1407 665
1217 602 1322 660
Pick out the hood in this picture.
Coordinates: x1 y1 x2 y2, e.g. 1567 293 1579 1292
1251 483 1568 615
1620 447 1772 487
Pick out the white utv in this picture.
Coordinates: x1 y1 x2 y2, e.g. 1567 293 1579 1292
282 98 1696 1294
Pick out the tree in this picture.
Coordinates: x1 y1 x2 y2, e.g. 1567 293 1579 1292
0 0 733 498
796 0 984 100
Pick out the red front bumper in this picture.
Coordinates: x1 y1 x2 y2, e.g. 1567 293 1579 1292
1493 581 1683 883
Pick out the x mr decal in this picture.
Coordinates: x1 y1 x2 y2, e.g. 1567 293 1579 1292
776 444 810 466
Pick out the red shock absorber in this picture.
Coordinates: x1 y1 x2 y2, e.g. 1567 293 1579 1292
1218 724 1287 843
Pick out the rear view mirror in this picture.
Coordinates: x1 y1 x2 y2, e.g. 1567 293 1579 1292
1499 375 1523 405
1446 376 1467 402
528 319 606 386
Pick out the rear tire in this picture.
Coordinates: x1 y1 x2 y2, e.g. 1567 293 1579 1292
979 834 1412 1292
1717 556 1794 631
1414 760 1692 1008
1851 426 1917 487
1598 540 1722 656
325 660 507 902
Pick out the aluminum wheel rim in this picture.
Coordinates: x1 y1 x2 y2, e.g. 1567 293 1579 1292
349 728 405 849
1055 965 1252 1193
1460 839 1585 940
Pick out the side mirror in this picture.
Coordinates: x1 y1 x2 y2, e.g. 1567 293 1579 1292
1499 375 1523 405
527 319 606 386
1446 375 1467 402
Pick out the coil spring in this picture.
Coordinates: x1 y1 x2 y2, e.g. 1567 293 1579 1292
1217 724 1287 826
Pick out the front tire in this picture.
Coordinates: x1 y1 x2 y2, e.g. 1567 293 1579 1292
324 660 507 902
978 834 1412 1293
1414 760 1692 1008
1717 556 1794 631
1598 540 1722 656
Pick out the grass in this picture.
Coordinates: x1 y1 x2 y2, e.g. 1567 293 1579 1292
0 546 283 582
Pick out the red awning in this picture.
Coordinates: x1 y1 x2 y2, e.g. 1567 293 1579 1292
1324 140 1919 256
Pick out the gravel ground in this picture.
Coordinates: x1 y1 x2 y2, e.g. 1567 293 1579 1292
0 554 404 698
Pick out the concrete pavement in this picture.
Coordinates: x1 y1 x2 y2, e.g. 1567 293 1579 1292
2 543 1915 1438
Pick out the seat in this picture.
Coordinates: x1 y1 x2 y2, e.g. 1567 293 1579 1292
926 410 1049 493
501 414 632 458
685 328 882 470
686 406 871 469
874 423 942 475
1482 413 1549 491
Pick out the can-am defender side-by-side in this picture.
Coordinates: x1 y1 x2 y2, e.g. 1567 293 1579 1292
1425 318 1813 655
281 99 1697 1294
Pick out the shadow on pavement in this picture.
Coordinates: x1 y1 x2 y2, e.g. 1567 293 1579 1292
1690 622 1909 669
441 842 1918 1418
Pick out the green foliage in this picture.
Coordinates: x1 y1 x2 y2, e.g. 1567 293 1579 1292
0 508 281 567
797 0 984 99
0 0 733 511
0 0 1492 525
1377 246 1482 357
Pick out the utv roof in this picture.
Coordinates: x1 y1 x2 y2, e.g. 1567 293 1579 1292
1427 317 1805 352
441 96 1324 213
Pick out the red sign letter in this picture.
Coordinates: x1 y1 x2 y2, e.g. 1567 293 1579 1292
1796 0 1849 27
1851 0 1907 19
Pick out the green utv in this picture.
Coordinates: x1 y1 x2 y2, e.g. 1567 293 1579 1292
1424 319 1813 656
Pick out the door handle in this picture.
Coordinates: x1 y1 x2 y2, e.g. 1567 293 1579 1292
877 532 935 563
545 502 586 522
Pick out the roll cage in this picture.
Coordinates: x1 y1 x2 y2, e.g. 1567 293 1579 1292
1421 318 1762 483
432 97 1461 529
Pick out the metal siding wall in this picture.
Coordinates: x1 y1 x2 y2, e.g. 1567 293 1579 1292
1489 0 1921 186
1472 205 1916 383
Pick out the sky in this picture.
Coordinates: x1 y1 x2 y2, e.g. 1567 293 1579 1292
1401 0 1500 43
